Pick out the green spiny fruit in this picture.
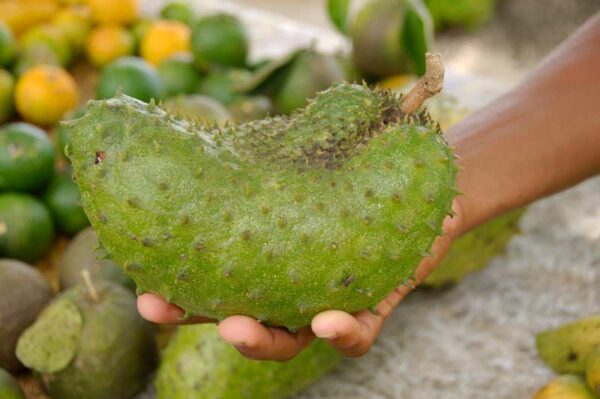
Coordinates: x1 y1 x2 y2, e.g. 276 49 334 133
67 82 457 331
350 0 433 77
16 279 156 399
423 208 524 288
533 375 596 399
536 316 600 374
585 346 600 396
0 259 53 372
59 227 134 291
0 367 25 399
155 324 341 399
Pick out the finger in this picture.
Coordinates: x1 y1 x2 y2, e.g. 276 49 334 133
312 309 383 357
137 294 213 324
218 316 314 361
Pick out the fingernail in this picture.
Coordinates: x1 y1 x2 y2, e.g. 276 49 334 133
316 331 339 340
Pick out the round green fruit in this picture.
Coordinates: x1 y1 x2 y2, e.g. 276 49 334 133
160 1 194 25
13 44 61 77
0 193 54 262
227 95 272 123
16 280 156 399
43 170 89 236
55 106 86 161
191 14 248 69
59 227 134 290
157 53 201 97
96 56 165 102
196 68 251 106
0 259 53 372
0 122 56 193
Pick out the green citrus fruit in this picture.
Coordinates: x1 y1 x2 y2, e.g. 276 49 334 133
96 56 165 102
160 1 194 25
196 68 251 106
0 192 54 262
191 14 248 69
157 53 201 96
0 122 56 193
42 169 89 236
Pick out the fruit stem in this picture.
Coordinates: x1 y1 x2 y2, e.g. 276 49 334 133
81 270 99 302
400 52 445 114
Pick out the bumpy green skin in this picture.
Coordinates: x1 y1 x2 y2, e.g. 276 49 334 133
156 325 341 399
537 316 600 374
0 368 25 399
533 375 596 399
0 260 53 372
424 0 496 31
68 83 457 330
17 280 156 399
59 227 134 290
424 208 524 288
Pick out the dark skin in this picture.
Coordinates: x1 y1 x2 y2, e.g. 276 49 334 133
138 14 600 361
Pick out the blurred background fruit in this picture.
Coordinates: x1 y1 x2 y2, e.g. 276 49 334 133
55 106 85 161
0 23 17 68
196 68 251 106
0 367 25 398
86 24 135 67
59 227 135 290
0 70 15 124
0 193 54 262
349 0 433 77
227 95 272 123
0 122 55 193
157 53 201 97
162 94 233 125
0 259 53 372
141 20 191 65
13 45 61 77
15 64 78 126
42 169 89 236
160 1 195 25
88 0 138 25
191 13 249 69
96 56 164 101
52 5 92 54
19 24 72 67
0 0 59 36
327 0 351 33
424 0 496 31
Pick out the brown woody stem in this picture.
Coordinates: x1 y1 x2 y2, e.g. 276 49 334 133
400 52 445 114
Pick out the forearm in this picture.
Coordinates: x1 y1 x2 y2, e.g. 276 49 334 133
447 14 600 235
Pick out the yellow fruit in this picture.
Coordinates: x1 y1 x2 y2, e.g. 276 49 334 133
0 0 59 36
378 74 417 90
533 375 596 399
141 20 190 65
86 25 135 67
586 346 600 396
52 5 92 51
88 0 138 25
15 65 78 126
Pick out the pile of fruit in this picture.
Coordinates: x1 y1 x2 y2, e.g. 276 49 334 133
534 316 600 398
0 1 528 399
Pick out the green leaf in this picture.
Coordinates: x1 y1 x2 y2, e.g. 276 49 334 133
401 0 434 76
16 296 82 374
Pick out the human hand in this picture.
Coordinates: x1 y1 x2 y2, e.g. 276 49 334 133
138 200 464 361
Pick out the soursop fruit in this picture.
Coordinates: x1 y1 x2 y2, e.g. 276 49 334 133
0 259 53 372
156 324 341 399
0 367 25 399
67 82 457 330
537 316 600 374
16 279 156 399
423 208 524 287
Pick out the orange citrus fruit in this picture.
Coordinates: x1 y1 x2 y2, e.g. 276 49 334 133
141 20 190 65
86 24 135 67
15 65 78 126
88 0 138 25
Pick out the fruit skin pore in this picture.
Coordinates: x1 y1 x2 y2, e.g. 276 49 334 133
156 324 341 399
68 83 457 330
